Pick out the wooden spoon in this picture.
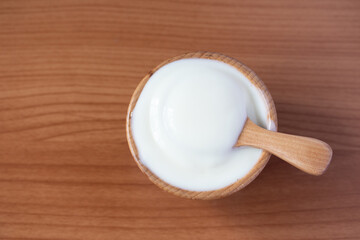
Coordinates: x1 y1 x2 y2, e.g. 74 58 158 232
236 119 333 175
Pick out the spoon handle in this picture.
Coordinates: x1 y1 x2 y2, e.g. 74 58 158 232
236 119 333 175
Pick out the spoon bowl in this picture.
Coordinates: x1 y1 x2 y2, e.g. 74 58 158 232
126 52 278 200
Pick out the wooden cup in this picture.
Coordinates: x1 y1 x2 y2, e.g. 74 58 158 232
126 52 278 200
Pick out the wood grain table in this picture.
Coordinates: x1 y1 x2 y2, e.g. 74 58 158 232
0 0 359 239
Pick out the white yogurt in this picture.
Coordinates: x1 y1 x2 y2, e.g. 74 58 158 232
131 58 273 191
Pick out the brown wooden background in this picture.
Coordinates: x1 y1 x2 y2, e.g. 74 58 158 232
0 0 359 239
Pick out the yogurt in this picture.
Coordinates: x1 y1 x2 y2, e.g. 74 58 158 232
131 58 273 191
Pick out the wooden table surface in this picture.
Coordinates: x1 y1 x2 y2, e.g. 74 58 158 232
0 0 359 239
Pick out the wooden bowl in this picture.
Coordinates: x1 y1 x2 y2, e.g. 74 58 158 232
126 52 278 200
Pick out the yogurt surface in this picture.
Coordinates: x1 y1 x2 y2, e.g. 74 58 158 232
131 58 273 191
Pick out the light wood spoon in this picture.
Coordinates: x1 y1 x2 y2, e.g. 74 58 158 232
236 118 333 176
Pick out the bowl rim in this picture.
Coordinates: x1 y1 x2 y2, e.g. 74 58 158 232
126 51 278 200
